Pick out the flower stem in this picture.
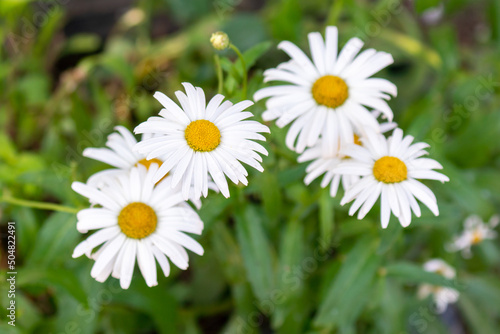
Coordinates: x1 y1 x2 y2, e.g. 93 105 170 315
214 54 224 95
229 43 247 99
1 195 79 214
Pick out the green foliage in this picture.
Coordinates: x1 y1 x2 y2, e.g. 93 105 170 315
1 0 500 333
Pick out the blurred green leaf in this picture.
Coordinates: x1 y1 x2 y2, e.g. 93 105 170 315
25 212 79 267
385 262 460 289
314 236 380 328
211 221 245 283
17 267 88 307
459 294 498 334
235 204 275 304
414 0 442 13
258 170 282 222
318 188 335 250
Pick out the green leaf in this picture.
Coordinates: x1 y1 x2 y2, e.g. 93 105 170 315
10 207 38 259
272 219 306 328
314 236 380 328
0 324 22 334
414 0 442 14
25 212 79 267
112 282 179 334
318 188 335 250
235 204 275 304
462 275 500 314
17 267 88 307
242 41 272 70
385 262 459 289
259 170 282 222
61 33 102 56
376 219 402 255
210 221 245 284
51 291 96 334
459 294 498 334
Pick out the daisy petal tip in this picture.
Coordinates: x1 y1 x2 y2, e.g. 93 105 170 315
381 220 389 229
221 189 231 198
181 82 196 91
326 25 338 33
82 148 92 157
71 181 85 193
277 40 290 50
76 227 89 234
120 280 131 290
153 91 165 99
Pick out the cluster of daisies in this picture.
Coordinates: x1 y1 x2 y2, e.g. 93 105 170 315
420 214 498 313
254 25 449 229
253 26 498 313
72 83 269 289
71 25 498 315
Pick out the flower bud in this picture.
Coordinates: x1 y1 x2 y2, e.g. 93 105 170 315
210 31 229 50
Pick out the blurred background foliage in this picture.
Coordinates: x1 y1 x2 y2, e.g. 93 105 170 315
1 0 500 333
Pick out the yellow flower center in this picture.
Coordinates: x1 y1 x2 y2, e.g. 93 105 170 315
435 268 445 276
136 158 168 183
311 75 349 109
118 202 157 239
136 158 163 169
184 120 221 152
373 156 408 183
342 135 363 160
353 134 362 146
471 231 483 244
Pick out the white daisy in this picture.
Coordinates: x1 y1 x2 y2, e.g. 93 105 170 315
253 25 396 153
418 259 459 313
71 164 204 289
298 139 359 198
447 215 499 258
298 113 397 197
83 126 216 208
134 83 270 200
83 126 166 187
333 128 449 228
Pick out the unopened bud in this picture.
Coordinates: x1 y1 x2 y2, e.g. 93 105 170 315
210 31 229 50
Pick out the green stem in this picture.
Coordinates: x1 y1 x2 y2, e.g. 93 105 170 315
1 195 79 214
327 0 344 26
229 43 247 99
214 54 224 95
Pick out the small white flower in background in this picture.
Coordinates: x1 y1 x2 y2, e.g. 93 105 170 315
333 128 449 228
254 25 397 154
298 113 397 197
71 164 204 289
447 215 499 258
418 259 459 314
82 126 214 208
134 83 270 200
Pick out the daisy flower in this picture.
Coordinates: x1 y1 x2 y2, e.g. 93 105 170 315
253 26 396 153
447 214 499 258
298 113 397 197
82 126 167 186
82 126 215 208
71 164 204 289
418 259 459 313
333 128 449 228
298 139 359 197
134 83 270 200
